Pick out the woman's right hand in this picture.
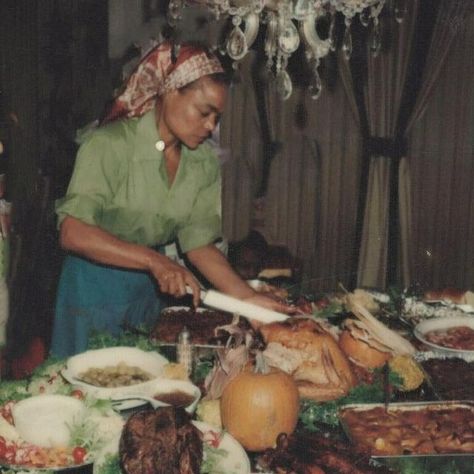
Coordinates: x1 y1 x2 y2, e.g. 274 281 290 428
148 254 202 307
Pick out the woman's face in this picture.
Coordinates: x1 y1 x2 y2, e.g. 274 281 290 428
161 76 228 150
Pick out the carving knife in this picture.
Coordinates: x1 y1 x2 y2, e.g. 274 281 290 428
186 286 288 324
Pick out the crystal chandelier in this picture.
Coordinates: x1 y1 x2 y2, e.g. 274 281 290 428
167 0 406 99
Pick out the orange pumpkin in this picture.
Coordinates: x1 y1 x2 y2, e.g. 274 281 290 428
220 356 300 452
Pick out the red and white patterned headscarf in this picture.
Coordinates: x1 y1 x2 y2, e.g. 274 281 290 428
101 41 224 125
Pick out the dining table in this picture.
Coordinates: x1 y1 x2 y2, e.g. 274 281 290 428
1 286 474 474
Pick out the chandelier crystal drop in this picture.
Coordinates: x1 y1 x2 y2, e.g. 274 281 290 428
168 0 389 99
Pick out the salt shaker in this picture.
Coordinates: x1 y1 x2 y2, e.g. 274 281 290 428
177 326 194 377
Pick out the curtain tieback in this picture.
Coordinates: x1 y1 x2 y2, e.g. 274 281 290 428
365 136 407 159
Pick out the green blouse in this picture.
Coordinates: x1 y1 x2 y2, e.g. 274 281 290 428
56 110 222 252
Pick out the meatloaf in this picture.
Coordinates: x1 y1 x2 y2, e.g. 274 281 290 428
151 308 242 345
119 407 203 474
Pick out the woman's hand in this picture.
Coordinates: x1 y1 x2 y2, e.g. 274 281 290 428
187 244 296 317
243 292 296 314
243 292 296 330
148 256 202 307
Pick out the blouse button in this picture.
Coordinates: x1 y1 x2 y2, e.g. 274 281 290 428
155 140 165 151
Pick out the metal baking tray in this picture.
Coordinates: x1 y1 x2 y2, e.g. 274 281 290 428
413 351 474 401
150 305 257 359
339 401 474 473
339 399 474 416
150 340 224 364
369 453 474 473
414 350 474 363
123 306 235 350
339 400 474 431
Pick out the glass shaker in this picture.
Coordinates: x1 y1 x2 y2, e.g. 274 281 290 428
177 326 194 377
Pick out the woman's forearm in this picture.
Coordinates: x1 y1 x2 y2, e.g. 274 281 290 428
60 216 158 270
60 216 202 305
60 216 203 305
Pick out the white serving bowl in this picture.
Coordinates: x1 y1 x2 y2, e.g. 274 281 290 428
142 378 201 413
414 316 474 356
193 421 251 473
62 346 169 399
12 394 85 448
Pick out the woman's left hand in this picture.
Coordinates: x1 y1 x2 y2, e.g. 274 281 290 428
244 292 295 313
243 293 296 330
187 244 295 316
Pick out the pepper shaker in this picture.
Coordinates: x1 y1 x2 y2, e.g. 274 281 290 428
177 326 194 377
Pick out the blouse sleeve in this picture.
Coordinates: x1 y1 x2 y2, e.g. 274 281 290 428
177 152 222 253
55 128 126 227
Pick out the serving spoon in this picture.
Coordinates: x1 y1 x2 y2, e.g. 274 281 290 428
111 395 169 410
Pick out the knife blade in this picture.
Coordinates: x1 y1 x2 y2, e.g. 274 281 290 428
186 286 289 324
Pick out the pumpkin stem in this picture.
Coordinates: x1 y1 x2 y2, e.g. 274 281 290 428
254 351 269 374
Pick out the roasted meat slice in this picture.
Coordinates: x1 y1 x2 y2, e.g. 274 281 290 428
257 432 393 474
120 407 203 474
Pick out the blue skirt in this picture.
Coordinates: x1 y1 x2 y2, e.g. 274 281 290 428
50 255 164 357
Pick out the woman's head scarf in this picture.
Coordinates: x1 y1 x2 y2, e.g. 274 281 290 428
101 41 224 125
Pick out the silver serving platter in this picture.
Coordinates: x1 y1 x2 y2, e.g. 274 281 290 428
0 462 92 473
151 306 243 351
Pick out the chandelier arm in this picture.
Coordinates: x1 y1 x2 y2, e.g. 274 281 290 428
300 11 332 60
243 12 260 49
250 54 279 198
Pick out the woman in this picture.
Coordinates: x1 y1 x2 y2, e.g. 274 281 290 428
51 42 291 357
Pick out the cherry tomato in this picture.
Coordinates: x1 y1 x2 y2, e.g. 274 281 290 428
315 298 329 309
206 431 222 448
72 446 87 464
4 445 16 463
1 405 14 424
70 389 84 400
295 297 312 314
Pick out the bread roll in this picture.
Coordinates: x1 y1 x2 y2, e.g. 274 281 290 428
339 329 391 369
424 288 467 304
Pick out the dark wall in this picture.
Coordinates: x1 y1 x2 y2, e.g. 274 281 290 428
0 0 111 362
